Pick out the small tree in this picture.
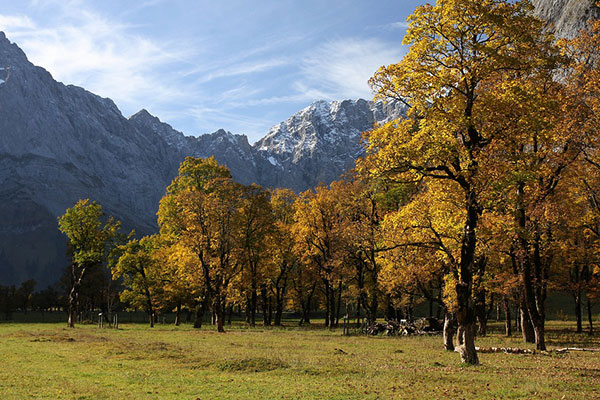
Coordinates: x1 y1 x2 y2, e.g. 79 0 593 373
58 199 121 328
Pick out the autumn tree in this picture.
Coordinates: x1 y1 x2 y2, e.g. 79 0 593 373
158 157 243 332
268 188 298 326
364 0 561 363
237 184 274 326
294 185 349 328
58 199 122 328
112 235 164 327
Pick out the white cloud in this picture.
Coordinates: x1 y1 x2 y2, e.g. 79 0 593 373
387 21 409 30
298 38 405 101
0 15 35 30
0 5 191 116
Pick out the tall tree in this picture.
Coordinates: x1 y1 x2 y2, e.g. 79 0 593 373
364 0 560 362
158 157 243 332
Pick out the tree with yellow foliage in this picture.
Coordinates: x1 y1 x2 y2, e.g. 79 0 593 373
364 0 562 362
157 157 243 332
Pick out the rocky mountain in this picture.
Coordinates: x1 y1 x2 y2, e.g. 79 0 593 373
532 0 600 38
255 99 403 191
0 32 400 288
0 32 182 286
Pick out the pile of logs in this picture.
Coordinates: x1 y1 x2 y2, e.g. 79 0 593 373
366 317 443 336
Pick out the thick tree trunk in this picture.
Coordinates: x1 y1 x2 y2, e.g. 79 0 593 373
521 305 535 343
533 322 545 350
457 323 478 365
443 312 455 351
194 300 206 329
215 297 225 333
454 190 479 365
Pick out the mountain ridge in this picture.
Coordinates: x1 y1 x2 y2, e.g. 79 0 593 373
0 32 400 287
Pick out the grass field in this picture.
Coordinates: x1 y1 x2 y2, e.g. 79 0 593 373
0 321 599 399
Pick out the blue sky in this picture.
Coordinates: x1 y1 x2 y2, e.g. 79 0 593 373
0 0 423 142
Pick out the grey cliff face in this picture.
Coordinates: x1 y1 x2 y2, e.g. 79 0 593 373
532 0 600 38
0 33 177 286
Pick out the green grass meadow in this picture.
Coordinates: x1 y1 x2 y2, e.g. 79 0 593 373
0 320 599 399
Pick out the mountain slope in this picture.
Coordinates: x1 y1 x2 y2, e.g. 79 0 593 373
0 32 178 286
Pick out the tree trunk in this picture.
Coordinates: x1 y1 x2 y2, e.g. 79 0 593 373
250 287 257 326
194 300 206 329
175 302 181 326
267 296 273 326
227 306 233 325
575 291 583 333
335 281 342 327
503 296 512 337
475 289 487 336
261 287 269 326
274 287 284 326
587 298 594 335
532 323 545 350
521 305 535 343
457 323 478 365
215 297 225 333
67 285 77 328
323 279 331 327
443 312 455 351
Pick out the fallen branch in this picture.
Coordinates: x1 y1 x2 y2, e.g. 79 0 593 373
473 346 600 355
555 347 600 353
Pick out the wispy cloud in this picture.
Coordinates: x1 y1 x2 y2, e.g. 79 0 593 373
386 21 409 30
1 3 191 116
298 38 405 101
191 57 290 84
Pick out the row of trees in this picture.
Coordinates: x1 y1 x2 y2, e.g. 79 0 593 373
55 0 600 365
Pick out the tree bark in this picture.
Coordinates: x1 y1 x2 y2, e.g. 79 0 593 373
454 190 479 365
521 305 535 343
194 299 206 329
215 297 225 333
443 312 456 351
